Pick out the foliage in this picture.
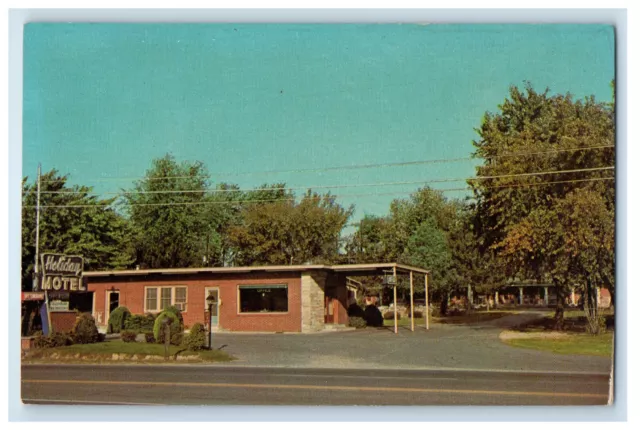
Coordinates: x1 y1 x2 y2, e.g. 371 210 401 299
164 305 184 324
153 311 184 345
348 317 367 329
124 154 215 269
184 322 207 351
471 84 615 329
71 313 101 344
34 332 73 348
107 306 131 334
347 303 365 318
21 169 134 290
124 314 156 333
363 305 383 327
120 330 138 343
228 190 353 265
144 332 155 343
383 311 398 320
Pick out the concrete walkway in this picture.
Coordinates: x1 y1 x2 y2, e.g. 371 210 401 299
211 312 612 374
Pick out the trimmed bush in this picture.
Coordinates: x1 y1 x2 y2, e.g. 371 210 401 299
164 306 184 324
108 306 131 334
347 303 365 318
144 332 155 343
383 311 398 320
121 330 138 343
363 305 383 327
184 322 207 351
72 313 100 344
153 311 184 346
348 316 367 329
413 311 424 319
124 314 156 333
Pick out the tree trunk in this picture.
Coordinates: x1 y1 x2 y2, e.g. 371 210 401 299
440 291 449 316
553 284 565 331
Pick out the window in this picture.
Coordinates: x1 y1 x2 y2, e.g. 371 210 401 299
145 286 188 312
238 285 288 313
146 288 158 311
174 287 187 311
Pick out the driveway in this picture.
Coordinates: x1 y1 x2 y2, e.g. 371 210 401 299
211 312 613 374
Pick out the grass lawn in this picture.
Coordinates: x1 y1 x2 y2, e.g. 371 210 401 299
23 339 234 363
383 317 426 327
503 332 614 357
435 311 515 325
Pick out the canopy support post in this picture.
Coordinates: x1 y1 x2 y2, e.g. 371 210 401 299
393 266 398 335
425 273 430 330
410 271 415 332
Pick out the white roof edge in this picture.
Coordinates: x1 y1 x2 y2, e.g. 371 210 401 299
84 263 429 277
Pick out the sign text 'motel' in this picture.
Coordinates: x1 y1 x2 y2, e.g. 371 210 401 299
40 253 85 292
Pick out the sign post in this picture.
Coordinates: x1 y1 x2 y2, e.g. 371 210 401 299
39 253 84 334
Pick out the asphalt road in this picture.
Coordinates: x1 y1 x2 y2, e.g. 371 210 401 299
21 364 612 406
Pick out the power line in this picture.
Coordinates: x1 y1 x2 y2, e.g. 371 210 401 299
25 176 614 209
37 166 614 196
38 144 614 184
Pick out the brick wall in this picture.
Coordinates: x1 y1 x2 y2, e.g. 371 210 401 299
50 311 77 333
87 272 303 333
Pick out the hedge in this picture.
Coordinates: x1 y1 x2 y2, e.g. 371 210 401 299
348 316 367 329
124 314 156 333
34 332 73 348
108 306 131 334
121 330 137 343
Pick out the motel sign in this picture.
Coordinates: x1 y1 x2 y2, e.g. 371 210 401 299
40 253 85 292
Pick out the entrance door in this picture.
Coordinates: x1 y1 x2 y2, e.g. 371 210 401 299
205 288 220 329
106 291 119 322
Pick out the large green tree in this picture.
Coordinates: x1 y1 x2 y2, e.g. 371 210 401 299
471 84 615 327
228 190 353 266
22 169 134 290
124 154 213 269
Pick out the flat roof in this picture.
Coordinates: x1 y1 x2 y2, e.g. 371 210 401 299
84 262 429 278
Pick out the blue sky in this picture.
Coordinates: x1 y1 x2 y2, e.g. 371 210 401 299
23 23 614 224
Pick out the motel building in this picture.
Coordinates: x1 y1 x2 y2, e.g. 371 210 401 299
83 263 429 333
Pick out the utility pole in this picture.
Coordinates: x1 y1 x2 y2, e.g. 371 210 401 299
33 163 41 291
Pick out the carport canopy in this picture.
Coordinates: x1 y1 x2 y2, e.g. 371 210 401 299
327 263 430 334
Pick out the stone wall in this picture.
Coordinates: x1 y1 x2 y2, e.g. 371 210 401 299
301 271 327 332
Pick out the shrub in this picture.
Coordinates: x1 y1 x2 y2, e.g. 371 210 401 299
144 332 155 343
413 311 423 319
363 305 383 327
153 311 184 345
72 313 100 344
347 303 365 318
164 306 184 324
383 311 398 320
108 306 131 334
34 331 73 348
124 314 156 333
184 322 207 351
348 317 367 329
121 330 138 343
